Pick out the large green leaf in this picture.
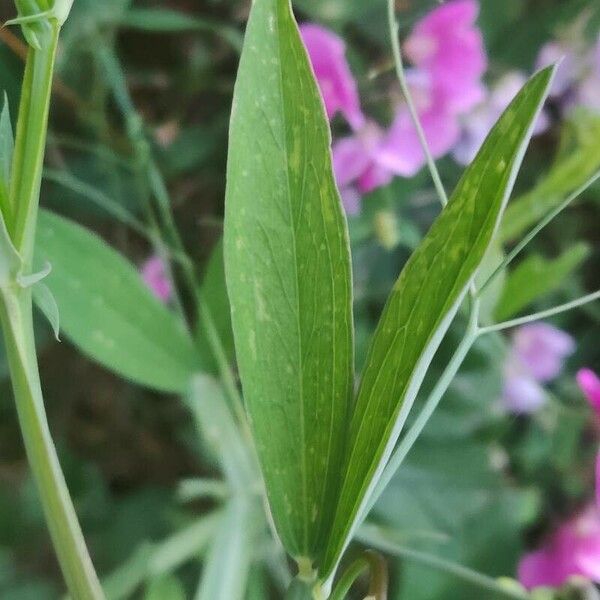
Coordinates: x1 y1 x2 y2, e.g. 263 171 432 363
34 209 200 393
495 242 590 321
321 66 556 578
224 0 354 563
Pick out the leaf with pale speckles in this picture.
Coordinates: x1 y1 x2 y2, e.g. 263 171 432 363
321 66 556 579
224 0 353 565
34 209 201 393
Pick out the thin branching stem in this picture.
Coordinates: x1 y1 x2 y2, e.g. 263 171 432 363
479 290 600 334
386 0 449 207
478 169 600 297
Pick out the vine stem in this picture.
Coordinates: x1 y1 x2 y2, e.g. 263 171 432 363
479 290 600 334
386 0 448 208
0 9 105 598
0 291 104 599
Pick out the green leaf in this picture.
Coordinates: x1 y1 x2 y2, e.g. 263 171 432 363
119 8 243 51
0 93 13 209
224 0 354 563
187 375 257 490
145 576 186 600
34 209 200 392
501 113 600 242
494 242 590 321
102 514 220 600
196 241 235 374
32 282 60 340
195 498 254 600
321 66 556 578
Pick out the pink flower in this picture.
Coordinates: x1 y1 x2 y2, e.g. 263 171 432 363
518 506 600 590
454 72 550 165
578 369 600 413
597 453 600 512
501 324 575 414
380 0 487 175
332 122 394 209
141 256 172 304
300 24 365 131
512 324 575 383
578 37 600 112
536 34 600 116
404 0 487 112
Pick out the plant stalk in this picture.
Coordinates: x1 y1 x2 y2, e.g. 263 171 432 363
0 289 104 599
0 7 105 598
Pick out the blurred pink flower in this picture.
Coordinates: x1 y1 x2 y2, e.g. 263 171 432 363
329 0 488 210
333 122 393 198
579 36 600 112
512 324 575 383
141 256 172 304
597 453 600 511
377 72 463 177
536 33 600 116
454 72 550 165
518 505 600 590
404 0 487 112
578 368 600 413
501 323 575 414
300 24 365 131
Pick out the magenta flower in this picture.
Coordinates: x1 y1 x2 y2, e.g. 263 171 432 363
300 24 365 131
380 0 487 175
141 256 172 304
404 0 487 112
333 123 392 193
578 369 600 413
518 505 600 590
501 324 575 414
332 0 488 208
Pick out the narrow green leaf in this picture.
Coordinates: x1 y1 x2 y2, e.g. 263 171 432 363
187 375 257 490
119 8 243 52
321 66 556 578
195 498 254 600
145 576 186 600
102 514 221 600
224 0 354 563
195 241 235 374
0 93 14 210
495 242 590 321
32 282 60 340
34 209 200 392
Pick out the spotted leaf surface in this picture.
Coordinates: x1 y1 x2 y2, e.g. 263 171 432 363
321 66 556 578
224 0 353 562
35 209 200 393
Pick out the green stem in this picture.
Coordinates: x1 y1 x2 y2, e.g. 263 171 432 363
329 551 388 600
8 17 58 266
478 169 600 297
479 289 600 334
0 289 104 599
386 0 448 208
0 10 105 598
